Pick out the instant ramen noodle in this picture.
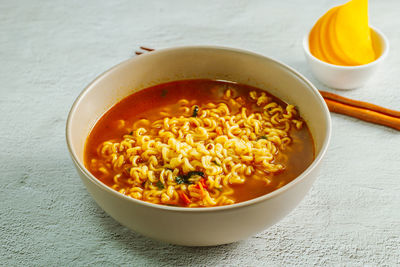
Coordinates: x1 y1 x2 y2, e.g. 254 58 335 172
85 80 314 207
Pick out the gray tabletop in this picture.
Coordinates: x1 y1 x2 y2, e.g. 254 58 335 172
1 0 399 266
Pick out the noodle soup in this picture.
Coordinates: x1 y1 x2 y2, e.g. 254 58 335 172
84 79 314 207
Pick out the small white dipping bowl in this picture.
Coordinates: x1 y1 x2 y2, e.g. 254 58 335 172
303 27 389 90
66 46 331 246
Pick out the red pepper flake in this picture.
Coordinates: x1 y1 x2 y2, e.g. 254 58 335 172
195 178 208 190
199 178 208 189
194 178 208 199
179 191 191 205
198 181 205 198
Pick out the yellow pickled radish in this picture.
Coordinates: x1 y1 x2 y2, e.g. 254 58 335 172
319 6 349 65
309 19 327 62
327 7 358 65
309 0 377 66
335 0 376 64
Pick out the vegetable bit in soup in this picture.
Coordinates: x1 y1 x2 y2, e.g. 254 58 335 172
84 79 314 207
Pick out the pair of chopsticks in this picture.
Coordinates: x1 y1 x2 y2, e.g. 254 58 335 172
135 47 400 131
135 46 154 55
320 91 400 131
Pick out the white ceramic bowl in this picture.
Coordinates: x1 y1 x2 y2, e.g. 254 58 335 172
303 27 389 90
66 46 331 246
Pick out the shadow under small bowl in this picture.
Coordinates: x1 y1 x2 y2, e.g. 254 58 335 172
303 27 389 90
66 46 331 246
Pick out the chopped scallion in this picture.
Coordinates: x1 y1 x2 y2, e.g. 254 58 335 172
156 181 165 189
192 106 199 117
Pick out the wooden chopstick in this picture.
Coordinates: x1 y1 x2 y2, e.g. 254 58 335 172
320 91 400 118
321 90 400 131
140 46 154 51
135 46 155 55
134 47 400 131
325 99 400 131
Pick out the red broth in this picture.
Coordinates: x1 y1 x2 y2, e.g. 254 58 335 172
84 79 314 206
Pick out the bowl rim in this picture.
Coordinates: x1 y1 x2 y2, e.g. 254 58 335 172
303 26 389 69
66 45 332 213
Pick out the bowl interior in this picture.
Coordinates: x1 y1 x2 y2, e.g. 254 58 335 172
67 46 330 193
370 28 387 59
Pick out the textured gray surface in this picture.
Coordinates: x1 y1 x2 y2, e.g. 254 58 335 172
1 0 399 266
